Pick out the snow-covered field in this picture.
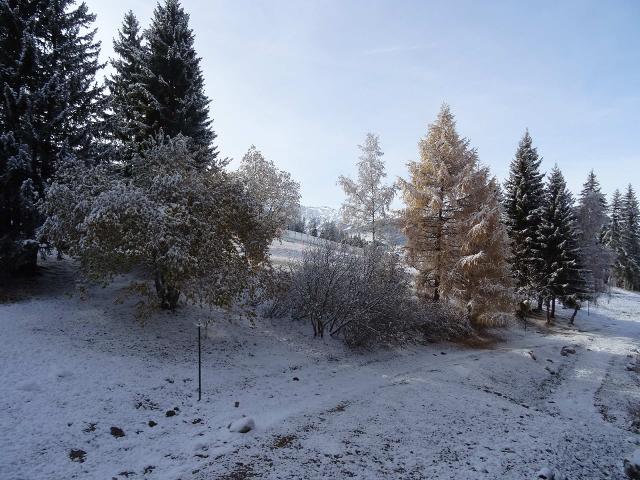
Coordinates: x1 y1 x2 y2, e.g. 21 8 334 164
1 259 639 479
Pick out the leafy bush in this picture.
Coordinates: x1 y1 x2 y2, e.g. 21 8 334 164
40 135 272 310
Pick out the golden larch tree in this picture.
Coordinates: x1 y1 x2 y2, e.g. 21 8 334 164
400 104 513 325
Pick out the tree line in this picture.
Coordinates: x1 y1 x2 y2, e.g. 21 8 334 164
1 0 638 334
335 108 638 326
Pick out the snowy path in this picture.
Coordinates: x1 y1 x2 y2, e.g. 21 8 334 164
1 262 639 479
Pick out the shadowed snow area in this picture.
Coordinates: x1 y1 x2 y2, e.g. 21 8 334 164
1 258 639 479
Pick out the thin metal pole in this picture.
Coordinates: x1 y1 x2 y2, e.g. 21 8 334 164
198 325 202 401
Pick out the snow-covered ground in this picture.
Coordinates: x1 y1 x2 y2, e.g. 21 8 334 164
1 259 639 479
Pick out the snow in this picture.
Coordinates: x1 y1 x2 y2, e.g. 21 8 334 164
1 259 639 479
228 416 255 433
300 205 341 224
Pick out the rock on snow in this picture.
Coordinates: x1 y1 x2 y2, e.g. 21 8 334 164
625 449 640 479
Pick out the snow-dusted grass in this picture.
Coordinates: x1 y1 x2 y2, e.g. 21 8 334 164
1 261 639 479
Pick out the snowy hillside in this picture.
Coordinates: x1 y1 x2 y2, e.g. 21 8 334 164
1 259 639 479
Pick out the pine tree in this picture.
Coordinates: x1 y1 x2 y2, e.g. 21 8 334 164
141 0 214 163
605 189 626 286
0 0 41 273
503 130 546 303
106 10 147 157
537 166 587 322
575 170 612 297
309 218 319 237
0 0 103 273
338 133 396 243
35 0 104 179
619 185 640 290
401 104 513 324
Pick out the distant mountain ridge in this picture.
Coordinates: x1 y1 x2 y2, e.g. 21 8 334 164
300 205 341 224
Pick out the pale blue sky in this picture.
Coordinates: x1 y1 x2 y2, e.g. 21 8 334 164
91 0 640 207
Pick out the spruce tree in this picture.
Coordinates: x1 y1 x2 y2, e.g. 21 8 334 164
106 10 147 157
619 185 640 290
1 0 103 273
503 130 546 304
605 189 625 286
0 0 40 272
141 0 215 163
575 170 612 296
35 0 104 179
537 166 586 322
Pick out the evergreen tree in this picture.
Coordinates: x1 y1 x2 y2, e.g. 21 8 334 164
605 189 626 286
575 170 612 297
0 0 103 273
319 220 341 242
0 0 40 273
35 0 104 179
619 185 640 290
141 0 214 163
106 10 147 157
401 104 513 324
503 130 546 302
309 218 319 237
537 166 587 322
287 214 306 234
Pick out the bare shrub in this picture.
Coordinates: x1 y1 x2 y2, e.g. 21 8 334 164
265 242 472 348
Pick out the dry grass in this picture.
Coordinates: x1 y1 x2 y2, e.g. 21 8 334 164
327 402 349 413
628 402 640 432
271 434 297 449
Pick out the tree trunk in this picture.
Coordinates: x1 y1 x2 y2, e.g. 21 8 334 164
551 297 556 318
536 295 544 312
569 306 578 325
545 299 551 325
433 277 440 302
154 270 180 310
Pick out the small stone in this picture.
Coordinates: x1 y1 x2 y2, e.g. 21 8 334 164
624 448 640 479
69 449 86 463
560 346 576 356
536 467 554 479
292 377 299 381
110 426 125 438
83 423 97 433
148 420 157 427
166 410 176 417
234 401 239 408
